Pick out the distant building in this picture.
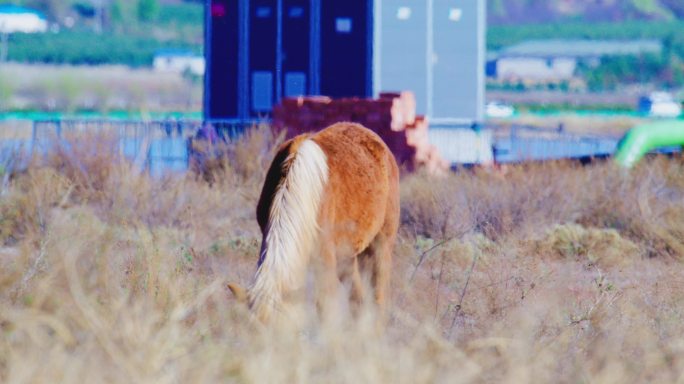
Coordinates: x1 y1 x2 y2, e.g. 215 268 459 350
0 5 48 34
153 50 205 76
495 57 577 82
489 39 663 81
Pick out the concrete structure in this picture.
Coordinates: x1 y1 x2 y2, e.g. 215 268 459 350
0 5 47 34
204 0 485 123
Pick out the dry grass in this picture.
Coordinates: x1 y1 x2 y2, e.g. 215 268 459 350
3 129 684 383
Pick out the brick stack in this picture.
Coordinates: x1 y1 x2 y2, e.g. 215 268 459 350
404 116 450 176
272 91 449 174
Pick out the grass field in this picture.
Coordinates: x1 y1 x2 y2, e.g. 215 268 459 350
491 113 652 137
2 128 684 382
0 64 201 114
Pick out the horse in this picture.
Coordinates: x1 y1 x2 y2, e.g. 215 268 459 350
228 122 400 322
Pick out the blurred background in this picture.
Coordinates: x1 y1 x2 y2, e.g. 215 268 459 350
0 0 682 120
1 0 683 171
0 0 204 118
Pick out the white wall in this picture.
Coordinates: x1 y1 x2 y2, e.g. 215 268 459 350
428 127 494 165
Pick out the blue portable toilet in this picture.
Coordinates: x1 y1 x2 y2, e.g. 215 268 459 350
204 0 373 120
204 0 484 124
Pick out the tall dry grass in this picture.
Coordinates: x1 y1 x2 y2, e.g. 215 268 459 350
2 128 684 382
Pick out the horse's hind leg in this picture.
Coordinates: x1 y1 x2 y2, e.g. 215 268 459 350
356 232 394 316
315 242 337 314
372 235 393 314
345 255 366 311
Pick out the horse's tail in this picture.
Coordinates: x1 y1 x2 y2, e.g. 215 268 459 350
248 138 329 321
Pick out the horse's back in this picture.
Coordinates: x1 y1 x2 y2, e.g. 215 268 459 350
312 122 399 255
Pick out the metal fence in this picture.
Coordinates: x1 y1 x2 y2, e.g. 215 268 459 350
0 118 628 177
429 122 619 165
23 119 265 176
491 124 619 163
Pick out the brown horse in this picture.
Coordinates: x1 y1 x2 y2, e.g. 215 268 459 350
229 122 400 322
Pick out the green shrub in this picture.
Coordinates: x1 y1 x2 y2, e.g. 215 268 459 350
6 31 200 67
157 2 203 27
137 0 159 22
579 54 683 90
488 21 684 51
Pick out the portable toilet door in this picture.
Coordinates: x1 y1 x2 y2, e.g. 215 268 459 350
249 0 278 116
374 0 486 124
431 0 485 123
320 0 373 98
375 0 429 115
281 0 311 98
204 0 240 120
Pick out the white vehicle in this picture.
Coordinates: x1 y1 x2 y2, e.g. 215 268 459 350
639 92 682 118
486 101 515 118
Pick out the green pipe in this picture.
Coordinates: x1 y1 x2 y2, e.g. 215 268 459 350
614 121 684 168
